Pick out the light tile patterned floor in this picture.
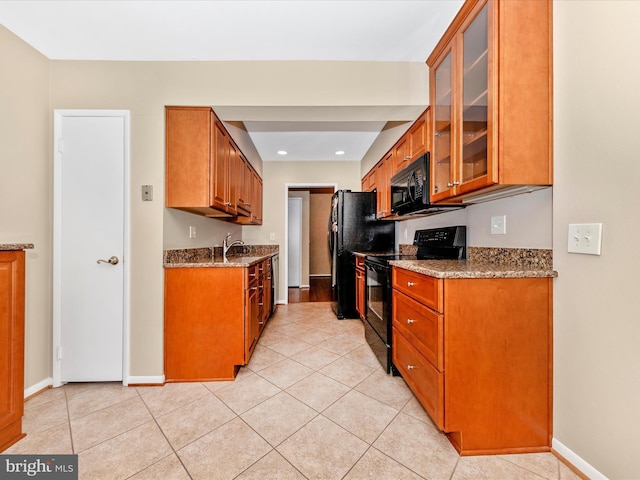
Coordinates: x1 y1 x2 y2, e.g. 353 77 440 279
6 302 583 480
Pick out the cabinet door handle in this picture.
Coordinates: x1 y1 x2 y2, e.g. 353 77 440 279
407 318 416 324
407 365 417 370
447 182 454 187
407 281 415 287
250 287 258 291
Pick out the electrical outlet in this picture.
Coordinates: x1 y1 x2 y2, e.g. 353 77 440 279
141 185 153 201
269 232 276 241
189 226 196 239
568 223 602 255
491 215 506 235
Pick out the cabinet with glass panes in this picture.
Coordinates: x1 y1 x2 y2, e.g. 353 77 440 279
427 0 552 204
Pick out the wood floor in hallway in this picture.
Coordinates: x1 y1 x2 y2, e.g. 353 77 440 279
288 276 331 303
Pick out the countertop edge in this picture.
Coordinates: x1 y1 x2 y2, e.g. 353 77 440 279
163 252 277 269
390 259 558 279
0 243 35 251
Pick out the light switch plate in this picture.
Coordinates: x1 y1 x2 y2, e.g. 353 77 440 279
491 215 506 235
568 223 602 255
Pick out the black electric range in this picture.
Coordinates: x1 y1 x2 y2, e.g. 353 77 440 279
363 226 466 374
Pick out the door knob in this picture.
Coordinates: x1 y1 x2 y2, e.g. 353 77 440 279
97 256 119 265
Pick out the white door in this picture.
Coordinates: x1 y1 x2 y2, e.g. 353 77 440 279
53 111 129 385
288 197 302 287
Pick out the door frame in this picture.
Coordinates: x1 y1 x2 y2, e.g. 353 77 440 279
284 183 337 304
52 109 131 387
287 197 303 288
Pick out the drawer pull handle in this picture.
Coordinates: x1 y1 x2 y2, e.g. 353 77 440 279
407 281 416 287
407 319 416 324
407 365 417 370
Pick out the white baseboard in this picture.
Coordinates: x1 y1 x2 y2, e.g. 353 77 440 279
553 438 608 479
24 377 53 398
127 375 165 386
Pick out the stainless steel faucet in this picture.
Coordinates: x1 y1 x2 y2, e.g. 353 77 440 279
223 233 244 262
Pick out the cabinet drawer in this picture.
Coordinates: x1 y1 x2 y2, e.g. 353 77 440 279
393 290 443 371
393 268 443 312
393 327 444 429
246 264 259 284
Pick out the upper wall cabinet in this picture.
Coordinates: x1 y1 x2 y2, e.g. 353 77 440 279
165 106 261 221
427 0 552 204
361 108 430 220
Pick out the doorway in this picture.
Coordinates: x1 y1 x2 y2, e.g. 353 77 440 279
285 184 336 303
52 110 130 387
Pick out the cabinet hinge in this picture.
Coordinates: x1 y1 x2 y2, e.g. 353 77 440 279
57 139 64 153
56 346 62 361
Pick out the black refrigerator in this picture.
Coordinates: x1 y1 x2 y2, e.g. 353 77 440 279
329 190 395 319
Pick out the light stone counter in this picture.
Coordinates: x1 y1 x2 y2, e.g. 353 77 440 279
390 258 557 279
163 245 278 268
0 244 34 251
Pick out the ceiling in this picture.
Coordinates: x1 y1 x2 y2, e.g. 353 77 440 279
0 0 464 162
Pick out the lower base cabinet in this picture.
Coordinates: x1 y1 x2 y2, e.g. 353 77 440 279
393 267 552 455
164 258 273 382
0 251 26 452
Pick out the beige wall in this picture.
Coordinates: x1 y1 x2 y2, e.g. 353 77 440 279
243 161 360 302
552 2 640 478
0 26 52 388
1 42 427 383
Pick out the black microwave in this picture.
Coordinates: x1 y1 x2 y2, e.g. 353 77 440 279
390 153 464 216
390 154 430 215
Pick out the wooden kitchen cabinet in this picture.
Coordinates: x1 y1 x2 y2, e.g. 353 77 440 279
361 169 375 193
361 107 429 218
0 251 26 452
392 266 552 455
166 106 261 219
394 110 428 173
375 152 392 219
233 165 263 225
164 258 274 381
427 0 552 203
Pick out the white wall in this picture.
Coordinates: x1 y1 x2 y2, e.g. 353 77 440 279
552 2 640 478
396 188 552 250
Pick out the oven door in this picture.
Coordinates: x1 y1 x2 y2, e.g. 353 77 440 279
364 259 392 373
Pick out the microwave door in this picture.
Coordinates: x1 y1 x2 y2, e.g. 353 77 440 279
408 172 416 204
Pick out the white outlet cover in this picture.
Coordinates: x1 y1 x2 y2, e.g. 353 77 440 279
568 223 602 255
490 215 506 235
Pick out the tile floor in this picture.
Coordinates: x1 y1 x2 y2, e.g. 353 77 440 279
6 302 582 480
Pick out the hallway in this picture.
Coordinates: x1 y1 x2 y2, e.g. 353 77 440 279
6 303 579 479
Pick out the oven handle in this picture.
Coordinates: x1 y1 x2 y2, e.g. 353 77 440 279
364 261 388 273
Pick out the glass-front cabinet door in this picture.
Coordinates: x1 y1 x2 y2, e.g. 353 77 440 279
459 1 493 191
431 49 454 202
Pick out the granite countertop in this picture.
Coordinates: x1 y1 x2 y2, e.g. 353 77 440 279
390 258 557 279
0 243 34 251
359 245 558 279
163 245 278 269
164 254 276 269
